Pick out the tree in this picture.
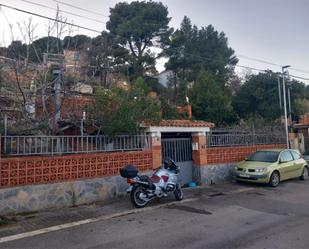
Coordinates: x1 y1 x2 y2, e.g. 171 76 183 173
163 16 238 103
91 77 161 136
106 1 171 78
29 36 62 62
5 41 27 60
287 79 309 118
87 32 115 87
226 74 242 96
232 72 281 120
231 71 309 121
63 35 91 50
190 69 237 125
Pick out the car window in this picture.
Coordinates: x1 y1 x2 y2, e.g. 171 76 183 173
247 151 279 163
290 150 301 160
280 151 294 162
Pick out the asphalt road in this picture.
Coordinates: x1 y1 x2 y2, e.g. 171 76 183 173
2 179 309 249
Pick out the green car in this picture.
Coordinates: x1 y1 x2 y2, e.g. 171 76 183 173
234 149 309 187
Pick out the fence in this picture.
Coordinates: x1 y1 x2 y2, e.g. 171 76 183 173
161 138 192 162
207 134 286 147
1 135 151 157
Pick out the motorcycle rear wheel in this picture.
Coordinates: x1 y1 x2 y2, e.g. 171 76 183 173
130 185 150 208
174 184 183 201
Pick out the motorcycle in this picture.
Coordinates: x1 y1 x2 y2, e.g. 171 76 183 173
120 157 184 208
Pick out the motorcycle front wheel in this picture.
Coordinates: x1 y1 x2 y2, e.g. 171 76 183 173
130 185 150 208
174 184 183 201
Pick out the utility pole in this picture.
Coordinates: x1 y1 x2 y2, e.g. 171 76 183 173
4 114 7 137
282 65 290 149
288 87 292 122
81 111 86 136
53 69 62 130
277 76 282 113
3 114 7 154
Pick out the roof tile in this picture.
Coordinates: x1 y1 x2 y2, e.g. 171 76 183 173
143 119 215 128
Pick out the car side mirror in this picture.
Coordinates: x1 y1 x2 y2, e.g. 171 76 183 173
279 159 286 163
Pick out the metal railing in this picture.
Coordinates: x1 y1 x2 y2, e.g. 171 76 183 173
207 134 285 147
1 135 151 156
161 138 192 162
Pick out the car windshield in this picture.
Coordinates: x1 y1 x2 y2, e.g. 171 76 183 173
246 151 280 163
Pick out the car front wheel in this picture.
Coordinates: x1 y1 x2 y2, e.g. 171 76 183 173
269 171 280 187
300 166 309 181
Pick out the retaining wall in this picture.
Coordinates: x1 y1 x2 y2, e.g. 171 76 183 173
0 150 152 215
0 174 131 215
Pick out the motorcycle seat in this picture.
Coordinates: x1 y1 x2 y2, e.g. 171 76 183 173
149 175 161 183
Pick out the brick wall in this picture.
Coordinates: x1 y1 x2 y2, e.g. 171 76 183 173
35 96 94 120
151 135 162 169
299 113 309 125
206 144 286 164
0 150 152 188
192 134 207 165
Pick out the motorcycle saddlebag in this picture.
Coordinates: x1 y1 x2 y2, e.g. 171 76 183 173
120 165 138 178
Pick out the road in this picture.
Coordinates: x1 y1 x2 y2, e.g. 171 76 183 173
1 179 309 249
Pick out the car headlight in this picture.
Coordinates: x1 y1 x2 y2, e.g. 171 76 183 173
255 167 267 173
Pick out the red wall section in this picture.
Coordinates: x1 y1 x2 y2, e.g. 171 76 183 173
206 144 286 164
0 151 152 188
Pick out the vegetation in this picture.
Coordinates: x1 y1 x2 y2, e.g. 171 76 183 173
106 1 171 79
91 77 161 137
232 71 309 121
190 70 238 125
1 1 309 136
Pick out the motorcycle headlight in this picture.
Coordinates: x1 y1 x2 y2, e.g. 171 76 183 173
255 167 267 173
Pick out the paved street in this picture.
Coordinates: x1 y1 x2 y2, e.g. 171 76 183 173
1 179 309 249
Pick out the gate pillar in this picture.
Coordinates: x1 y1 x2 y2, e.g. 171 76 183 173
150 132 162 169
192 132 207 166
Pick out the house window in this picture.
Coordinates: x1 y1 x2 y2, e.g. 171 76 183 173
74 52 80 61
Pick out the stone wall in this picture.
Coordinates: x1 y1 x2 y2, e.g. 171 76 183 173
0 174 135 215
193 163 235 185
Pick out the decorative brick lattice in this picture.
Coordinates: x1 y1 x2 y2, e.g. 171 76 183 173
0 151 152 188
206 144 286 164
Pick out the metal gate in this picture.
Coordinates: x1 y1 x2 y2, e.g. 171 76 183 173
161 137 193 186
304 137 309 153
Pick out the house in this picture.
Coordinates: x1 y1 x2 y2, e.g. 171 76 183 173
155 70 174 88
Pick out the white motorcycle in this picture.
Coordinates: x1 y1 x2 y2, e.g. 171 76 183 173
120 158 183 208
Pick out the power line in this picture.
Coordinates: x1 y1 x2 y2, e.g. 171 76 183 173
164 47 309 82
237 65 309 82
20 0 106 25
288 74 309 82
0 4 102 34
1 6 308 83
52 0 108 18
236 64 265 73
236 53 309 76
289 67 309 75
236 53 282 67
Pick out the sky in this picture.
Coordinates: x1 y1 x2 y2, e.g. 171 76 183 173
1 0 309 83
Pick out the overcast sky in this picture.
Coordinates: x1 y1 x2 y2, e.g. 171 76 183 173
1 0 309 82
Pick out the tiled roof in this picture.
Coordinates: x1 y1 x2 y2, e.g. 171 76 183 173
143 119 215 128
